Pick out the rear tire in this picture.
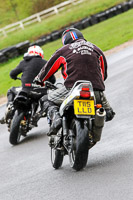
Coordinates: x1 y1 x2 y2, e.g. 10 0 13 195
69 119 89 171
9 111 24 145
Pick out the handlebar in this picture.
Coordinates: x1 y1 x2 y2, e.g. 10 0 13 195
25 81 58 90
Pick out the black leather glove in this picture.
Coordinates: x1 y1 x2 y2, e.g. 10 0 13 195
12 76 17 80
105 108 115 122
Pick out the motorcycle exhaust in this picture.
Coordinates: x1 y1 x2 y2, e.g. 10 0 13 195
92 107 106 142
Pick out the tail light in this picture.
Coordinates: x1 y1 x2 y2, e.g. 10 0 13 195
80 86 90 98
25 83 31 87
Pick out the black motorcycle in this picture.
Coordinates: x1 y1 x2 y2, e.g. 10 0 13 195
8 81 54 145
48 80 106 171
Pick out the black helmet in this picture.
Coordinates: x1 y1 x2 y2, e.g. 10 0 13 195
62 28 84 45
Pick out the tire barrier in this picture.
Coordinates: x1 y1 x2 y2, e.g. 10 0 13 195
51 31 60 41
0 52 8 63
30 38 47 46
0 41 30 63
2 46 19 59
16 40 30 55
80 18 91 29
0 0 133 64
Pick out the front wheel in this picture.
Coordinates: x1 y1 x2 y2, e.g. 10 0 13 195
51 148 64 169
9 110 25 145
69 119 89 171
50 130 64 169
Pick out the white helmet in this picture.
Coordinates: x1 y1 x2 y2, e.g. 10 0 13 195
25 45 44 58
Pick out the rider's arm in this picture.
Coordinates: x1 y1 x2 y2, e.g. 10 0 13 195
10 61 23 80
35 48 64 83
100 52 108 81
48 74 56 84
95 46 108 81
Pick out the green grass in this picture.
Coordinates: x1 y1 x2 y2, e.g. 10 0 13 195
0 8 133 97
83 9 133 50
0 0 125 49
0 0 67 28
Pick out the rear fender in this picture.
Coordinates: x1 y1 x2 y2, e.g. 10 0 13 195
59 81 95 117
13 91 31 110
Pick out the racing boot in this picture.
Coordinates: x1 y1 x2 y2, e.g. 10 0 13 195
0 102 14 124
31 111 46 127
47 106 62 136
0 117 6 124
30 99 49 127
100 92 115 122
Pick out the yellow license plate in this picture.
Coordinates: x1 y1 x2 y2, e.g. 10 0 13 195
74 100 95 115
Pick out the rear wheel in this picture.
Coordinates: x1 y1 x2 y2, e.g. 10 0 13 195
69 119 89 171
9 111 24 145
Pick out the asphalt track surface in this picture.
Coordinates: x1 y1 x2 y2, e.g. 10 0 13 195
0 45 133 200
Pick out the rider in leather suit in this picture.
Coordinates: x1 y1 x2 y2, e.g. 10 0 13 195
0 45 55 124
34 28 115 137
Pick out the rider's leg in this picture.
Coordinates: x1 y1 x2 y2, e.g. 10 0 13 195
31 94 49 126
33 85 69 132
100 91 115 121
46 85 70 135
0 88 15 124
91 91 115 145
47 105 62 136
6 87 16 106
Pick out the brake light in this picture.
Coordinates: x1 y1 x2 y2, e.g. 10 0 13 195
82 87 90 91
80 87 90 98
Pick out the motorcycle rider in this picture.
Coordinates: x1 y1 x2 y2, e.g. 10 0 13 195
0 45 56 124
34 28 115 139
